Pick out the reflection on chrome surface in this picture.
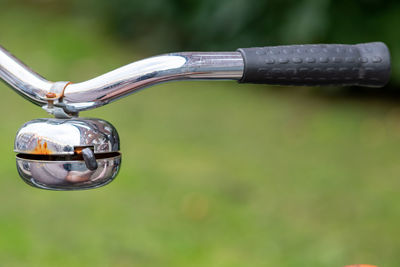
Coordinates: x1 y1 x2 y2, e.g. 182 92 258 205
16 155 121 190
14 118 120 155
14 117 122 190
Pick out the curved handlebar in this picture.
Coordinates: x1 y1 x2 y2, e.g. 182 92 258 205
63 52 244 111
0 46 52 106
0 47 243 112
0 42 391 115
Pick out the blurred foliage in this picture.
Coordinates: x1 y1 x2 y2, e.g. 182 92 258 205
4 0 400 84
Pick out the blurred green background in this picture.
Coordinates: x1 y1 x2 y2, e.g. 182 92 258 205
1 1 400 266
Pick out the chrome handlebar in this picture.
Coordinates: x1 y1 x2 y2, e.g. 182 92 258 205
0 46 53 106
0 46 244 114
64 52 243 111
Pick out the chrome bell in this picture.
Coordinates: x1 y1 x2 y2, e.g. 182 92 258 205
14 118 121 190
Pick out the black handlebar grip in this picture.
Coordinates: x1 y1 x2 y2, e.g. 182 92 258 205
237 42 391 87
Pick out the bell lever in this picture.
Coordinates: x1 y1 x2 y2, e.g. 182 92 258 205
77 147 98 171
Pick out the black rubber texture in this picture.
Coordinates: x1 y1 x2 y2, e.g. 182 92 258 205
238 42 391 87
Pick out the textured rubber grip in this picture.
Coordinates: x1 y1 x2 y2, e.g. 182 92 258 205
238 42 391 87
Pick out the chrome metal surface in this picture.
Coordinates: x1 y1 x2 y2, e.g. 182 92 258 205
15 118 119 155
16 155 121 190
15 117 121 190
0 45 244 113
63 52 243 111
0 46 52 105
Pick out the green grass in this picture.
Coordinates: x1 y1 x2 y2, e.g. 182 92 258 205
1 7 400 267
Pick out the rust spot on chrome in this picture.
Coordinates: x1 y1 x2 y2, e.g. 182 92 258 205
32 139 52 155
45 92 57 98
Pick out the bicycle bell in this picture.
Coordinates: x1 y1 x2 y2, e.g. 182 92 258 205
14 118 121 190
